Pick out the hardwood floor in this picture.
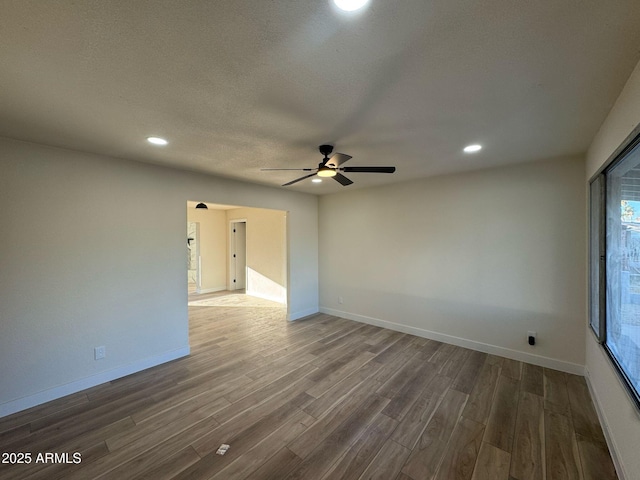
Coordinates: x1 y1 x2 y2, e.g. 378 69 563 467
0 298 618 479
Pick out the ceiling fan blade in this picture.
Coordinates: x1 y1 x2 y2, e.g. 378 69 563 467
341 166 396 173
333 173 353 186
261 168 314 171
282 172 317 186
325 153 352 168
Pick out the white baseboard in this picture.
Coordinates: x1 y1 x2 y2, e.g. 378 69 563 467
246 289 286 305
583 367 627 480
288 306 320 321
197 286 226 294
0 346 190 418
320 307 585 375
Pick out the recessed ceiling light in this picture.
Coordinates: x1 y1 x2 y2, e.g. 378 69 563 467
312 178 322 183
463 144 482 153
333 0 370 12
147 136 168 146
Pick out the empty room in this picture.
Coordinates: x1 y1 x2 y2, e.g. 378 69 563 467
2 1 640 479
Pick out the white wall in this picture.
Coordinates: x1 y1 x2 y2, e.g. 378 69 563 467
187 207 227 293
319 157 586 373
585 59 640 480
227 207 287 304
0 137 318 417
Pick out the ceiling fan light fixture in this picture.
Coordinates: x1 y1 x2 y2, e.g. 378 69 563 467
317 167 337 177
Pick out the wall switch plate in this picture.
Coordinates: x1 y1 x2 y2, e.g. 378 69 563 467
338 296 344 304
95 346 106 360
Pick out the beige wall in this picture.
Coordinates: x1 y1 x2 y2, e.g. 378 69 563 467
319 157 586 372
0 138 318 417
227 207 287 303
187 207 227 292
585 59 640 480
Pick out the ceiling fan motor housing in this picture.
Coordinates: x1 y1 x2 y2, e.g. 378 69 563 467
319 144 334 157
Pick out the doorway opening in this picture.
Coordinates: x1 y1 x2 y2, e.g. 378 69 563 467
187 221 200 294
185 201 288 325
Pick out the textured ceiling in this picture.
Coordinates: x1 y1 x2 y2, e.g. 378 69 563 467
2 1 640 194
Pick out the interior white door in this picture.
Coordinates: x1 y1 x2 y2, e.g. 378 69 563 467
232 221 247 290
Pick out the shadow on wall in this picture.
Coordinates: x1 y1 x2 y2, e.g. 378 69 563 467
248 268 286 304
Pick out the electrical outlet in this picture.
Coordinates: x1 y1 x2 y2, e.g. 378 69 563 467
527 331 536 346
338 296 344 304
94 346 106 360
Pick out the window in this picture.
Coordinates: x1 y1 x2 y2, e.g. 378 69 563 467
591 133 640 410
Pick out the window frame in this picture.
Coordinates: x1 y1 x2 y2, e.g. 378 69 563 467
589 174 605 342
590 129 640 412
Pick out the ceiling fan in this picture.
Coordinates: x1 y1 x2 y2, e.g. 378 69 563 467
261 145 396 186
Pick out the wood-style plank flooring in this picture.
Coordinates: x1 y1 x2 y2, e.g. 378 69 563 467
0 293 618 479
